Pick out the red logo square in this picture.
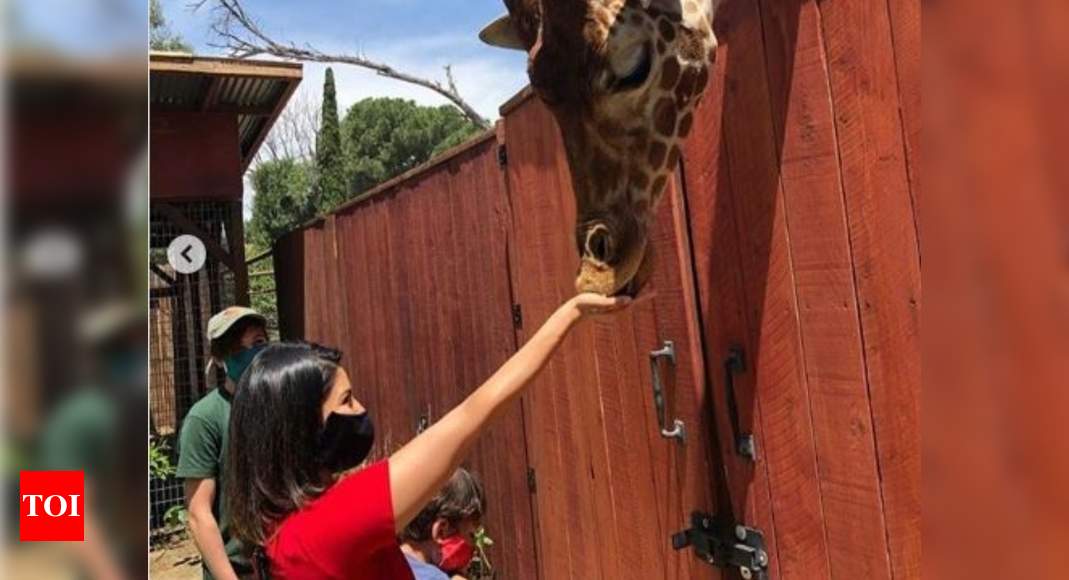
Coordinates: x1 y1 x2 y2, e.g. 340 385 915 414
19 471 85 542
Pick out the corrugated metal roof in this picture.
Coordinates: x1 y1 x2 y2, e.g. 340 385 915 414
149 53 302 169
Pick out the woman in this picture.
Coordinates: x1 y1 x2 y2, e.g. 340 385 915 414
225 293 629 578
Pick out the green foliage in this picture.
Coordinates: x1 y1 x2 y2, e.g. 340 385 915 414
247 158 316 248
247 240 280 340
150 0 191 52
164 504 188 529
313 68 348 214
149 436 175 480
341 97 481 198
470 526 496 579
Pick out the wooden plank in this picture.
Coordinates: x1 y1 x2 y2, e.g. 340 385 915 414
886 0 920 221
504 99 595 580
760 0 894 577
150 112 243 202
817 0 921 577
149 53 303 79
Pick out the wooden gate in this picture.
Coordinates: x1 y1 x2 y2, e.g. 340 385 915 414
502 96 721 580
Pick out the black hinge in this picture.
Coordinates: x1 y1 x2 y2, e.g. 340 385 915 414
512 304 523 329
672 512 769 579
498 144 509 167
527 468 537 493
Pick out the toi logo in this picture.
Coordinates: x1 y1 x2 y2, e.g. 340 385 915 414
20 471 85 542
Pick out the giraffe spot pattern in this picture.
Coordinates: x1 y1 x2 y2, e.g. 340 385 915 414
630 169 650 192
647 141 668 168
658 19 677 43
651 175 668 196
660 58 681 90
666 145 681 169
653 97 677 137
677 113 694 138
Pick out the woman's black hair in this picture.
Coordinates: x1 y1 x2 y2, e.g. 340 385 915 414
224 341 344 548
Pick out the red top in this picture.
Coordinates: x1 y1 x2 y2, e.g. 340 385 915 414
266 461 414 579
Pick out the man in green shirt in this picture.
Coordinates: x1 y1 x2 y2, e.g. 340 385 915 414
177 306 268 580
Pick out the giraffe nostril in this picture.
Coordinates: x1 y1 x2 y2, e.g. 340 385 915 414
586 226 614 263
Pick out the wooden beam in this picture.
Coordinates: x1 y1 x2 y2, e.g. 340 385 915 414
150 263 177 286
226 200 251 306
199 77 223 112
149 53 302 80
246 249 273 266
241 77 300 171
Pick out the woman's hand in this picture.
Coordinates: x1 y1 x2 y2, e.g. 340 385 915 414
568 292 633 317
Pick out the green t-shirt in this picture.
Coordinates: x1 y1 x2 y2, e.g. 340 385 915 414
177 388 249 578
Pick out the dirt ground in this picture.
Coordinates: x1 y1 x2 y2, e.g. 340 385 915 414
150 535 203 580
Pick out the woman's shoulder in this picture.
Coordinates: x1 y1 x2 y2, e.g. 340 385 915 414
267 461 404 576
272 461 395 545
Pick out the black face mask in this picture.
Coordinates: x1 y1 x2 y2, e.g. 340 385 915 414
318 412 375 473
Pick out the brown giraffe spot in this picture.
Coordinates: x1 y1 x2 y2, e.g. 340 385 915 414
666 145 681 169
647 141 668 168
694 66 710 96
659 58 681 90
676 67 699 102
653 97 677 137
658 19 677 43
630 169 650 192
651 175 668 196
677 113 694 138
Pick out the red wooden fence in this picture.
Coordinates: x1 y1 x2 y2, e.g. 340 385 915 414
273 1 919 578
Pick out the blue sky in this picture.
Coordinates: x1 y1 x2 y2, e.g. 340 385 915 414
163 0 530 122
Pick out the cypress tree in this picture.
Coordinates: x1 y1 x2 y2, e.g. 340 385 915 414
314 68 348 212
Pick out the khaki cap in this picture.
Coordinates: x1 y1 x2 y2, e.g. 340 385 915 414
207 306 266 341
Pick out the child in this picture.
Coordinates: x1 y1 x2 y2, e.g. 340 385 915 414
400 469 486 580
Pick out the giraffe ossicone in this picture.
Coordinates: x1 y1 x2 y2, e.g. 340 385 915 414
482 0 719 297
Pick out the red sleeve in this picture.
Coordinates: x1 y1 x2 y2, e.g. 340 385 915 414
271 461 399 576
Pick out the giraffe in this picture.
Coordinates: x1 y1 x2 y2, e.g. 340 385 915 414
481 0 719 296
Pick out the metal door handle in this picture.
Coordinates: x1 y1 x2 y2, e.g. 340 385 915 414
650 341 686 442
725 348 757 461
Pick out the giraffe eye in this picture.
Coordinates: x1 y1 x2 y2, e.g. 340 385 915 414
611 45 652 92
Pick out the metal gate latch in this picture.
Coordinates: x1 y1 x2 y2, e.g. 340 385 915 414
672 512 770 579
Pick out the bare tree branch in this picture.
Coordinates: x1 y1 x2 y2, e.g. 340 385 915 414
191 0 490 129
255 91 320 165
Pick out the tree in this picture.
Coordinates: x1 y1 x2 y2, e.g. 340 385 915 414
150 0 191 52
256 92 320 165
342 98 481 198
246 158 315 248
312 68 347 214
195 0 489 128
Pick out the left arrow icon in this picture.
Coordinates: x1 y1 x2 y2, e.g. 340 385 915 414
167 235 207 274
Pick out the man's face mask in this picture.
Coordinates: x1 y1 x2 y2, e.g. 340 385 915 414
437 532 475 573
223 343 266 383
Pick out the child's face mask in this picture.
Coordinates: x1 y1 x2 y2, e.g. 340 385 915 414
437 533 474 573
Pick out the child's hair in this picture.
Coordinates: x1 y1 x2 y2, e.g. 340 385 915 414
401 468 486 542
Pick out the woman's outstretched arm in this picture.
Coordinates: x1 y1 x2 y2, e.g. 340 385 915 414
388 293 629 531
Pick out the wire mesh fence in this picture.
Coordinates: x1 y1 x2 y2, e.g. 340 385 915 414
149 201 243 541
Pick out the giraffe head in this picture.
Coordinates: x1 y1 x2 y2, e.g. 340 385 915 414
482 0 718 296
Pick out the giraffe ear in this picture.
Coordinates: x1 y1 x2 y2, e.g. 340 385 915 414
479 14 527 51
